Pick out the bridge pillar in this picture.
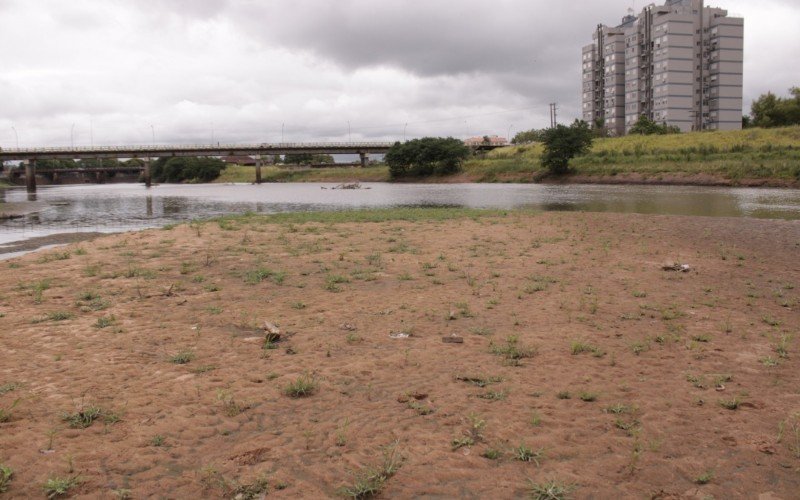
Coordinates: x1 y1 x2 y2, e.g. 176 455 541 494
359 152 369 168
255 157 262 184
25 160 37 193
143 159 152 188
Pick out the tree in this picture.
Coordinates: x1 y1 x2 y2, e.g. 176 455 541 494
628 115 681 135
512 129 546 144
150 157 226 183
751 87 800 128
385 137 470 179
540 120 593 175
282 153 334 164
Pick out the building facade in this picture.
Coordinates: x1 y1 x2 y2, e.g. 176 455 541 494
582 0 743 135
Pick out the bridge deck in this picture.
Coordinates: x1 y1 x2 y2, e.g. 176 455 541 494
0 142 396 161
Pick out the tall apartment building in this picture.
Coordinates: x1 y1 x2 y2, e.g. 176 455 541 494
582 0 743 135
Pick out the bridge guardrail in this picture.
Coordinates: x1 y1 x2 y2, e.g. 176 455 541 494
1 142 396 154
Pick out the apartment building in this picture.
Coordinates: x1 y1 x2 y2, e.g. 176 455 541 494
582 0 743 135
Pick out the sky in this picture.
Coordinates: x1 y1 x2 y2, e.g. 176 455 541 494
1 0 798 147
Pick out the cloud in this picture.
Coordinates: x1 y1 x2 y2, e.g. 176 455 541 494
0 0 797 147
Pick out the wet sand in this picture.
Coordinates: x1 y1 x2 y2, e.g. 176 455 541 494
0 211 798 498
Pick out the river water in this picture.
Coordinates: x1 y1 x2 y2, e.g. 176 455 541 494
2 182 800 249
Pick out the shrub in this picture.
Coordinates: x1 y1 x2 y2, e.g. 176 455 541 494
150 157 226 183
386 137 470 178
541 120 594 175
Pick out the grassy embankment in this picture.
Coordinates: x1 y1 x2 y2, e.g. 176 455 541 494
470 125 800 184
213 126 800 185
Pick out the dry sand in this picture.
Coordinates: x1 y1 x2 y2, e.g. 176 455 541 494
0 211 799 498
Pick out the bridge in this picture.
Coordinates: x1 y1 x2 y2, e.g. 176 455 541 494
0 141 503 192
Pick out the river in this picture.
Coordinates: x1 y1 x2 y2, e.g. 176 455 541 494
2 182 799 255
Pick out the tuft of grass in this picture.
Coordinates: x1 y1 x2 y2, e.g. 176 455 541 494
94 315 116 329
231 475 271 500
570 341 605 357
528 479 575 500
325 274 350 292
451 436 474 450
61 406 103 429
170 350 195 364
513 444 545 465
556 391 571 400
339 442 403 499
0 465 12 493
695 470 714 485
244 267 286 285
719 397 741 410
578 391 598 402
42 475 81 499
150 435 166 447
456 375 502 388
32 311 75 324
478 390 508 401
481 449 501 460
468 326 494 336
283 373 317 397
0 399 21 423
0 382 19 395
490 335 537 365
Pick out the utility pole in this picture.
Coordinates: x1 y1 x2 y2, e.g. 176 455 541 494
549 103 558 128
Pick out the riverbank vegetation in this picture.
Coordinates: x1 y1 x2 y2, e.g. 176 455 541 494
212 127 800 186
474 125 800 184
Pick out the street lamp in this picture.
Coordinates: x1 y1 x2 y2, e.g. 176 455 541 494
507 124 513 144
71 123 76 149
403 123 408 142
281 122 285 143
11 126 19 148
150 124 155 146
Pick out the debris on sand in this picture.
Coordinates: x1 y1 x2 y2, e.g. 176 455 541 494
331 182 370 190
339 323 357 331
662 262 691 272
389 332 410 339
442 334 464 344
263 321 281 342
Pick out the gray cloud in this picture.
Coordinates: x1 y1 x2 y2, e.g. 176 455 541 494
0 0 797 147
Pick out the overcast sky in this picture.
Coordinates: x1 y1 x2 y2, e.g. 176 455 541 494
1 0 798 147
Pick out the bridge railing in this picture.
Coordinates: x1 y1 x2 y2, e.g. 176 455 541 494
1 142 396 154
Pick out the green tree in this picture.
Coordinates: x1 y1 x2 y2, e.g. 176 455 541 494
629 115 681 135
512 129 546 144
540 120 593 175
282 153 335 165
385 137 470 179
150 157 226 183
751 87 800 128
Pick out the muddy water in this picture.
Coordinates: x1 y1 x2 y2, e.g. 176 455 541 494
1 182 799 253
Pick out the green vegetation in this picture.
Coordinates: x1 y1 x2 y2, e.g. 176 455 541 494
628 115 681 135
339 443 402 499
385 137 470 178
528 479 574 500
750 87 800 128
212 207 511 226
476 126 800 183
151 157 226 183
0 464 12 493
42 475 81 498
283 373 317 397
540 120 594 175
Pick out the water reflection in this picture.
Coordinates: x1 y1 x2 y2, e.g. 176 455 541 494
1 182 799 246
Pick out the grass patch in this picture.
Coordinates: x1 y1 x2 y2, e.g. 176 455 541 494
338 442 402 499
513 444 545 465
0 465 12 493
570 341 605 357
244 268 286 285
170 350 195 365
490 335 537 365
61 405 104 429
283 373 317 397
42 475 81 498
528 479 575 500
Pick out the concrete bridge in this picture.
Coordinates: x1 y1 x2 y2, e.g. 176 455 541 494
0 141 502 192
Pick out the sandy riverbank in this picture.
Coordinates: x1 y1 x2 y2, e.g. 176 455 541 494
0 209 798 498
